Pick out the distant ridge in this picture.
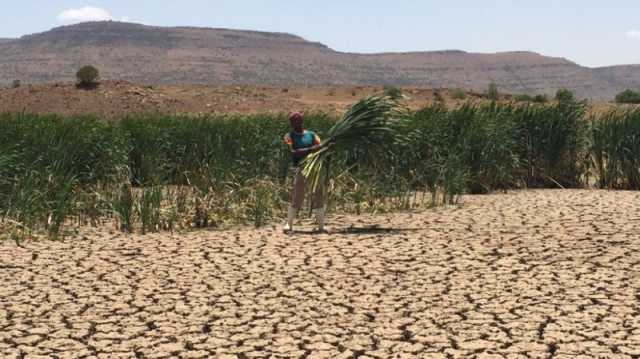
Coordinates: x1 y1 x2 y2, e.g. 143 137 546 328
0 21 638 100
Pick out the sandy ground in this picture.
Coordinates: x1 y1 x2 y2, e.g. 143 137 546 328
1 189 640 358
0 81 618 120
0 81 485 119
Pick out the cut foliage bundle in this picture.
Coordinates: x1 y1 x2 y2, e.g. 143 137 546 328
301 96 408 201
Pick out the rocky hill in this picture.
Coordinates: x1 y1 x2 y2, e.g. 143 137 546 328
0 21 638 100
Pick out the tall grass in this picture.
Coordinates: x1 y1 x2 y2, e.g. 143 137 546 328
1 100 638 237
515 101 587 187
590 108 640 189
407 103 520 198
0 113 129 238
120 113 334 186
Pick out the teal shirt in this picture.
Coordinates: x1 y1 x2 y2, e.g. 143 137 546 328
285 130 317 166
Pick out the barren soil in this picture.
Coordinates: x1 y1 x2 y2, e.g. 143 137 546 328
2 190 640 358
0 81 484 119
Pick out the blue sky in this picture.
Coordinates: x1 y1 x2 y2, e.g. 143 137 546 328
1 1 638 67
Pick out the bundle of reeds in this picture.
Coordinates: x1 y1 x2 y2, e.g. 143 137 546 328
300 96 408 201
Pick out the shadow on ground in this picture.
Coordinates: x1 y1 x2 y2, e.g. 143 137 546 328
289 225 422 235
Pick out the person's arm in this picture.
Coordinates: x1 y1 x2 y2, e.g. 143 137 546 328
292 145 320 155
283 133 294 152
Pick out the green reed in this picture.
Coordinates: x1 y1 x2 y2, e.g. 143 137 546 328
1 100 638 237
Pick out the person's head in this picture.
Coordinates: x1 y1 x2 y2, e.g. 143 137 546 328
289 112 304 133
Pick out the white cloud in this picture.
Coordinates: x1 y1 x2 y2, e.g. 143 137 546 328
627 29 640 40
57 6 121 24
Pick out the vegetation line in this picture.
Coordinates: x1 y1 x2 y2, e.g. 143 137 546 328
1 98 639 239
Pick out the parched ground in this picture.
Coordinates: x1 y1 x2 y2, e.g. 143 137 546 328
0 81 485 119
1 190 640 358
0 81 617 120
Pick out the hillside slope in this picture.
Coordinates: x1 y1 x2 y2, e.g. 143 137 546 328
0 21 638 100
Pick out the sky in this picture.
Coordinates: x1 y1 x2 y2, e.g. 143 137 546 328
0 1 638 68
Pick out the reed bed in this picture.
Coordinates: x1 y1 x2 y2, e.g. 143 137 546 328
1 100 638 240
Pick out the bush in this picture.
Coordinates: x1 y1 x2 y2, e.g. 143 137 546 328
433 90 445 103
615 89 640 104
76 65 100 87
515 94 534 102
383 86 403 100
450 88 467 100
534 94 548 103
555 88 574 103
11 80 21 88
515 94 548 103
487 82 499 100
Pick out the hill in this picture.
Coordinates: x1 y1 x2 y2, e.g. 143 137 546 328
0 21 638 100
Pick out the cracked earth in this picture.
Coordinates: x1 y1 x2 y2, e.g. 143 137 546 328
1 190 640 358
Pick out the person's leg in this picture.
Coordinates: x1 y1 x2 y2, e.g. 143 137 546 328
312 183 327 232
285 169 306 232
292 170 306 210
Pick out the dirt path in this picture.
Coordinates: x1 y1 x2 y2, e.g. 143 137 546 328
1 190 640 358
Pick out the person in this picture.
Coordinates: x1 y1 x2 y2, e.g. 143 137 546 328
283 112 327 233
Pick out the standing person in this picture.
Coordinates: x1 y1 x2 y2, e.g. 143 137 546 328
283 112 327 233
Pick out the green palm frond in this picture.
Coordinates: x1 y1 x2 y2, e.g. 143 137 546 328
301 95 408 197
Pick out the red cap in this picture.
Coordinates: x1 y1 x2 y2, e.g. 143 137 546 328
289 112 303 124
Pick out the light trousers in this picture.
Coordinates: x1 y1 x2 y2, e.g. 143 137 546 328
290 167 324 211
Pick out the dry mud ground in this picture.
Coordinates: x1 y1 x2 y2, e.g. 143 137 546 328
1 189 640 359
0 81 485 119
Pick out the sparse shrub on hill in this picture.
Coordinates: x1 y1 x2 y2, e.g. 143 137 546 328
383 86 403 100
534 94 548 103
11 80 21 88
450 89 467 100
433 90 445 104
515 94 534 102
76 65 100 88
555 88 575 103
487 82 499 100
615 89 640 104
515 94 548 103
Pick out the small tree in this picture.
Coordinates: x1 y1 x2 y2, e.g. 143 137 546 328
433 90 445 104
533 94 548 103
450 88 467 100
487 82 499 100
555 88 574 103
76 65 100 88
515 94 548 103
383 85 403 100
515 94 534 102
615 89 640 104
